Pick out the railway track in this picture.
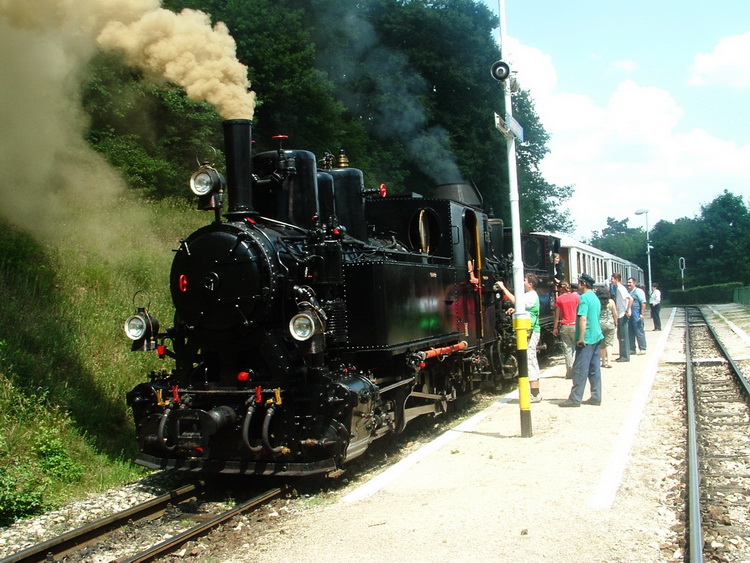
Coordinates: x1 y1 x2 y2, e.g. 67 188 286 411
684 306 750 562
0 482 286 563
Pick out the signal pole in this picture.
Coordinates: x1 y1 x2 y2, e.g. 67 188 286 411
493 0 532 437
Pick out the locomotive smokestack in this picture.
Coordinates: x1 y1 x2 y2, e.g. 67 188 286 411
223 119 255 218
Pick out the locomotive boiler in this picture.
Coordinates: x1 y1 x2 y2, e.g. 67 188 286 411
124 119 519 475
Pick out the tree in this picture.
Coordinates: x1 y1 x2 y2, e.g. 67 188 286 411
589 190 750 295
648 217 700 292
589 217 643 264
300 0 572 228
87 0 574 229
513 91 573 232
82 53 223 198
696 190 750 286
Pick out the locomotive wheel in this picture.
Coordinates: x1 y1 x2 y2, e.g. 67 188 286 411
501 350 518 379
487 341 505 389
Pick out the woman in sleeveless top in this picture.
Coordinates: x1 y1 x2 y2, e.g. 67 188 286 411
597 287 617 368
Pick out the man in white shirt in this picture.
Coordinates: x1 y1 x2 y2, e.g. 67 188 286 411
650 282 662 331
610 273 633 362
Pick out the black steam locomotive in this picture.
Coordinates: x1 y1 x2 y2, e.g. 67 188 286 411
123 119 558 476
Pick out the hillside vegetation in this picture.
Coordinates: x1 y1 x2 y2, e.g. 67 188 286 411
0 199 206 524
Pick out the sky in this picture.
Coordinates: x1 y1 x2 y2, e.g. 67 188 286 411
482 0 750 239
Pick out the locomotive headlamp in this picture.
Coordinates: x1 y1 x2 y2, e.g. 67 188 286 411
124 313 148 340
190 166 222 196
124 307 160 351
289 311 322 341
189 163 226 212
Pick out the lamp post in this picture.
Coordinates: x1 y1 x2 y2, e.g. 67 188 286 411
635 209 652 291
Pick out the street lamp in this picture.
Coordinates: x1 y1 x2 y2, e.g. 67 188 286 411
635 209 652 292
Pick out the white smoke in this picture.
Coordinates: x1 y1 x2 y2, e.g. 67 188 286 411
0 0 253 247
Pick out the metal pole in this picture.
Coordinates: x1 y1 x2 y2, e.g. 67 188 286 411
635 209 652 290
645 212 652 291
498 0 532 437
680 257 686 291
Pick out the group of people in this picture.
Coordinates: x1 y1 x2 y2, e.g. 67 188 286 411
496 268 663 408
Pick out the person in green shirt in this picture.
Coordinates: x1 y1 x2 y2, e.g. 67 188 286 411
560 273 604 407
496 273 542 402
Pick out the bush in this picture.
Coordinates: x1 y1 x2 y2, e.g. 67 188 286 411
33 430 84 484
0 436 50 526
668 282 743 305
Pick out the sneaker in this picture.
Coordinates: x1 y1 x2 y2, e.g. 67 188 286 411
614 358 629 363
530 394 542 403
559 399 580 408
582 398 601 406
637 350 646 355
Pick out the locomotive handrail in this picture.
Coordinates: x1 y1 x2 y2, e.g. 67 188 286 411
253 214 309 235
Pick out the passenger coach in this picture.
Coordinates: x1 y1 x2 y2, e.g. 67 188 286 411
533 233 645 288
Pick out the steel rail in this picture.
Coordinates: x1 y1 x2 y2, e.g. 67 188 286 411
684 307 704 563
0 481 205 563
701 307 750 401
116 486 286 563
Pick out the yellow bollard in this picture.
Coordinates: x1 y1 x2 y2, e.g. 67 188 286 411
513 313 533 437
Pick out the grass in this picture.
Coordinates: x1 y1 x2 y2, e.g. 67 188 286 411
0 196 206 525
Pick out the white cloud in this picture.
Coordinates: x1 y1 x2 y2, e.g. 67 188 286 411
502 36 556 97
505 36 750 239
611 59 638 73
690 31 750 88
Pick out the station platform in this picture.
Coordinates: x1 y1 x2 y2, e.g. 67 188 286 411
240 308 683 562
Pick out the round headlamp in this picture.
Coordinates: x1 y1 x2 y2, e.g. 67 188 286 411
289 312 317 341
190 167 221 196
124 310 159 341
125 314 148 340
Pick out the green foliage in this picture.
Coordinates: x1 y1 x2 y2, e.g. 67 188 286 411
0 197 203 520
591 190 750 296
590 217 645 265
33 430 84 483
83 53 223 199
0 381 51 525
89 129 180 196
0 459 49 526
668 283 742 305
734 286 750 306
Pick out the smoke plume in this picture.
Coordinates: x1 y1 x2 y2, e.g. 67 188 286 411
313 5 464 186
0 0 253 251
97 8 254 120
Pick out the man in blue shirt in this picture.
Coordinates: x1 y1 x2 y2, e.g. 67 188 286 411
560 273 604 407
627 277 647 354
